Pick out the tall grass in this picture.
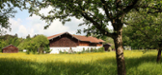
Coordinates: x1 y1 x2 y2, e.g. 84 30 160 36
0 50 162 75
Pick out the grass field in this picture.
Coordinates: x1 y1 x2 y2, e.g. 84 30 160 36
0 50 162 75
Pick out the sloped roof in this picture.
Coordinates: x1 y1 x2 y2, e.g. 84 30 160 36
2 44 18 49
103 43 111 46
47 32 105 43
47 32 65 40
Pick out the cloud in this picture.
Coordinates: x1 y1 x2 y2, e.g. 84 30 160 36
25 14 77 37
7 18 35 38
8 15 81 38
7 6 113 38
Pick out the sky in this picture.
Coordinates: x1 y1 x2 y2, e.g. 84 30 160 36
6 6 113 38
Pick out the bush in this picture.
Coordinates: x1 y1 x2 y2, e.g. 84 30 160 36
77 52 81 54
44 45 51 53
26 50 30 54
59 47 106 54
31 49 37 54
98 47 105 52
93 48 98 52
86 48 90 53
82 48 86 53
108 47 112 51
59 50 64 54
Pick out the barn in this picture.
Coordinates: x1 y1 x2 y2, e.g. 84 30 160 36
47 32 105 54
2 45 19 53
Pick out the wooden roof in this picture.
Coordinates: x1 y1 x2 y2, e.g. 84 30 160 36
2 44 18 49
47 32 105 43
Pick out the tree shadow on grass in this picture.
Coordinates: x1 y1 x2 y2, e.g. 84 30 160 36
95 54 162 75
0 58 117 75
0 55 161 75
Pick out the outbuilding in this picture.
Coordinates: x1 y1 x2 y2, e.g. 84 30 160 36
2 45 19 53
103 43 111 51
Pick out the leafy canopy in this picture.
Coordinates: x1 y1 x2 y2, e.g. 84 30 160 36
0 0 26 33
123 9 162 49
27 0 162 38
20 35 49 54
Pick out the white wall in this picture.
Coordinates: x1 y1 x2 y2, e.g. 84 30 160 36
50 46 102 54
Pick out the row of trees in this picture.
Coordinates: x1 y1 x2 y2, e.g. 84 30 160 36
18 35 50 54
1 0 162 75
0 34 23 50
0 34 50 54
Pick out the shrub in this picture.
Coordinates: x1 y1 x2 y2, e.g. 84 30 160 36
44 45 51 53
108 47 112 51
98 47 105 52
63 50 67 54
93 48 98 52
90 48 93 52
86 48 90 53
32 49 36 54
77 52 81 54
59 50 63 54
82 48 86 53
26 50 30 54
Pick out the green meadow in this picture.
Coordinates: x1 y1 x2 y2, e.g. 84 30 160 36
0 50 162 75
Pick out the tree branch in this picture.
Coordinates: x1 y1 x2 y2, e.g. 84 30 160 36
100 0 113 20
116 0 139 17
81 12 113 37
76 3 114 37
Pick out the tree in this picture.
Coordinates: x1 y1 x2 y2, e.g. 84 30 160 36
26 34 31 39
27 0 162 75
14 33 18 37
0 34 23 49
22 35 49 54
0 0 26 33
32 35 49 54
122 26 145 49
124 10 162 62
0 39 7 52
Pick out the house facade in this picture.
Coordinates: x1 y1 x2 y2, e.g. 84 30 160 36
47 32 104 54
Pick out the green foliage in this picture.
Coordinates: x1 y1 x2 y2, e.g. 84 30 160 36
0 0 27 34
59 47 105 54
26 50 30 54
98 47 105 52
0 34 24 51
123 10 162 49
32 35 49 48
44 45 51 53
0 39 7 50
26 34 31 39
86 48 90 53
108 47 112 51
20 35 49 54
25 0 162 74
90 48 93 52
82 48 86 53
77 52 82 54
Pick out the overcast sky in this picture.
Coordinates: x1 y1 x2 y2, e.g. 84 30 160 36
7 6 113 38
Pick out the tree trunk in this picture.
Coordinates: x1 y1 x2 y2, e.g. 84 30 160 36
39 46 43 54
157 43 162 62
113 30 126 75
